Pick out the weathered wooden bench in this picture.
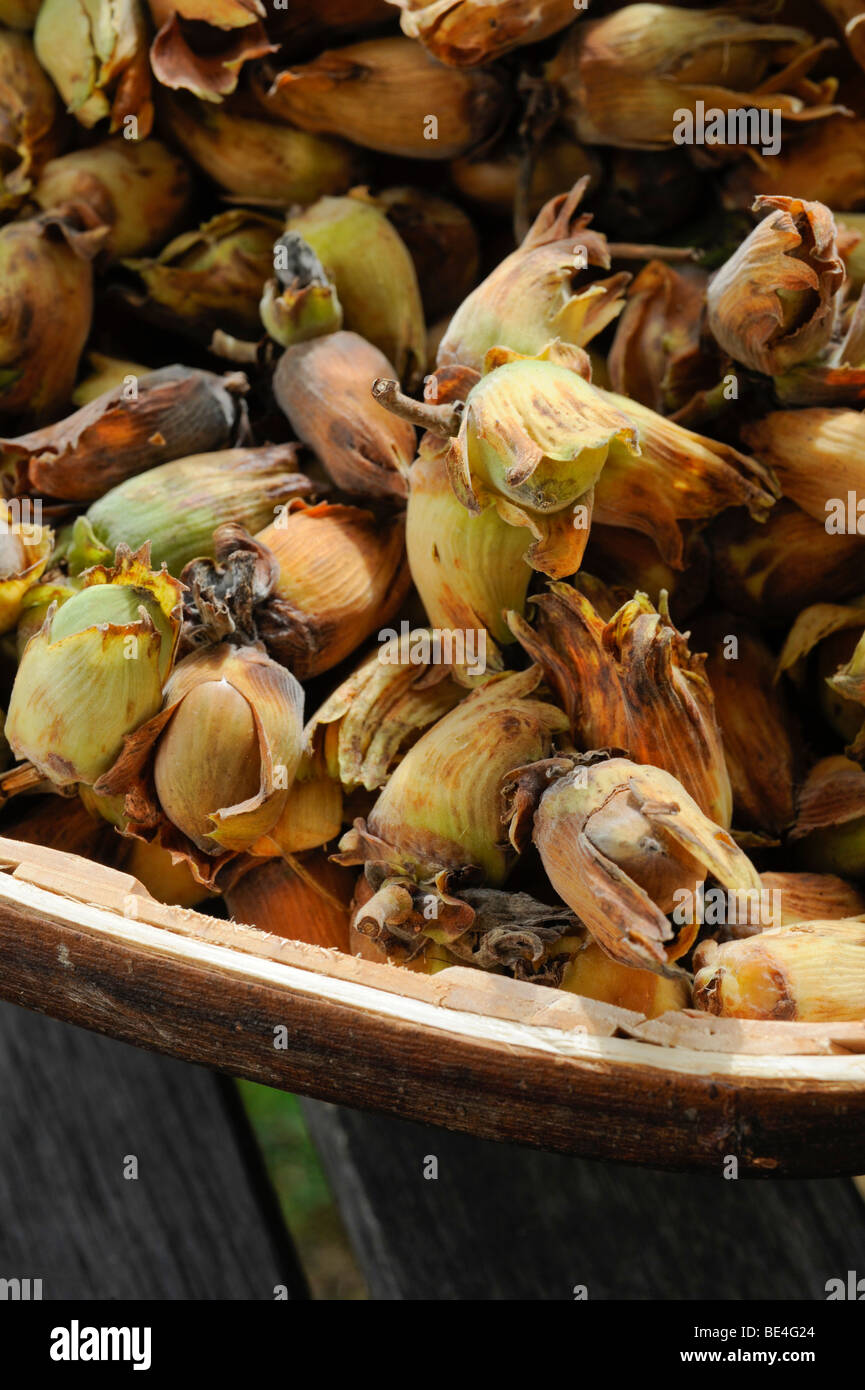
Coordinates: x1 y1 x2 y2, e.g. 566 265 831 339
2 998 864 1300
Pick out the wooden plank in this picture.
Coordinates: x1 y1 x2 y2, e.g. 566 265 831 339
1 886 864 1175
302 1100 865 1301
0 1000 308 1300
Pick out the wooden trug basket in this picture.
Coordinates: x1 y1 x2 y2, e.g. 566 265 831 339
1 834 863 1177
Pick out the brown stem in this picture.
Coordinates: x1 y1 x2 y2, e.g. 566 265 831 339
607 242 699 263
0 761 55 803
209 329 264 365
372 378 463 438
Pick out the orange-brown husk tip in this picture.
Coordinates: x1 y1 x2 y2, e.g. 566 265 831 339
742 407 865 526
94 641 304 878
438 180 628 373
691 611 797 839
548 5 846 151
450 136 602 221
258 36 507 161
512 756 761 975
1 365 247 503
304 640 464 794
508 583 732 826
254 502 411 681
389 0 576 66
693 921 865 1021
336 666 568 886
592 388 779 568
707 197 845 376
225 852 354 953
273 332 412 500
149 5 275 103
788 755 865 876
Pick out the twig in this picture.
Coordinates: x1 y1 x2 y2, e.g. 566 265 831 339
372 379 463 438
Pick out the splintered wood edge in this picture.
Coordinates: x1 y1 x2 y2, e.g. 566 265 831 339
0 836 863 1081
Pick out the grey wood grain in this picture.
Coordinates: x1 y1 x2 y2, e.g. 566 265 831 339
301 1099 865 1301
0 1000 308 1301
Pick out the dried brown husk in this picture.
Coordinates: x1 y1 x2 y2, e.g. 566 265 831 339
225 851 354 951
706 197 845 376
583 524 711 623
273 332 412 500
0 29 66 212
337 665 568 886
407 431 533 662
607 259 718 416
788 754 865 876
591 389 779 569
254 502 411 680
742 407 865 525
1 365 247 503
548 4 846 150
508 584 732 825
722 117 865 212
693 921 865 1021
34 137 191 261
760 870 865 927
0 208 104 425
438 180 631 372
389 0 576 66
374 186 479 322
508 755 761 975
691 611 797 838
148 2 275 102
160 90 362 203
119 209 282 344
257 36 507 161
304 637 464 794
711 499 865 625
